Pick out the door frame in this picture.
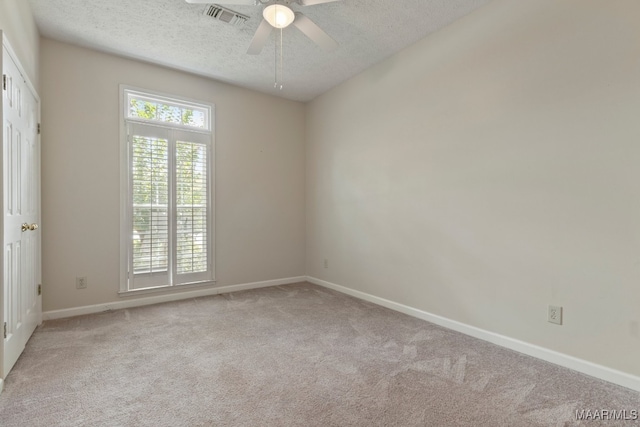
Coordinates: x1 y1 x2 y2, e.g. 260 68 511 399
0 31 42 393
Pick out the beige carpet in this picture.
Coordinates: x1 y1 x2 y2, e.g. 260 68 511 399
0 282 638 426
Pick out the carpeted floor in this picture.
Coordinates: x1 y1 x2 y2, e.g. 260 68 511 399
0 282 638 426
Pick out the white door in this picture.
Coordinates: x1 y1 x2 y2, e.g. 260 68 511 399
2 43 41 379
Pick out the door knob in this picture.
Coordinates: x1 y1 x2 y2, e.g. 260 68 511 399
21 223 38 232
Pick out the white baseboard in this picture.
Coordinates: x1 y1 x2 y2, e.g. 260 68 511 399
42 276 306 321
0 378 4 394
307 276 640 392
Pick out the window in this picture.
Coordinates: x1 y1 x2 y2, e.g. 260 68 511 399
121 88 214 292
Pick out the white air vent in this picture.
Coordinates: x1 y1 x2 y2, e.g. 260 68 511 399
204 5 249 26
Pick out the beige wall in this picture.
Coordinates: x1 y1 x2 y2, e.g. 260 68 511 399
306 0 640 377
40 38 306 311
0 0 39 88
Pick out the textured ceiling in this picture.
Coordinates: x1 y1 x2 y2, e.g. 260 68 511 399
27 0 491 102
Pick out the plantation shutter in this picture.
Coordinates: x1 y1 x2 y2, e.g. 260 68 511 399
132 134 169 275
127 122 212 290
176 141 209 275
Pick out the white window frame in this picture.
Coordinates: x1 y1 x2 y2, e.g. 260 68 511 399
119 85 215 295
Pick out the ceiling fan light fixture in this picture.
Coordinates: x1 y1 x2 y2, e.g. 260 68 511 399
263 4 295 28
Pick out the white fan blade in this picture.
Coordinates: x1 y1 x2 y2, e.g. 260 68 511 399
298 0 341 5
185 0 256 4
247 19 273 55
292 12 338 51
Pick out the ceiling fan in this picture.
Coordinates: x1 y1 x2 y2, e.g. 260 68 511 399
186 0 340 54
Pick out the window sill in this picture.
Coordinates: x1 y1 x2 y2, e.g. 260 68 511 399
118 280 217 298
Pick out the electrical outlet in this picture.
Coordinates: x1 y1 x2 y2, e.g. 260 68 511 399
548 305 562 325
76 276 87 289
323 259 328 269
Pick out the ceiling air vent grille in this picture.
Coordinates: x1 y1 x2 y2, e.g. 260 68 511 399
204 5 249 26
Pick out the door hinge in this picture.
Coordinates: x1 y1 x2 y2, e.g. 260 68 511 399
3 322 6 339
38 284 42 296
37 123 41 135
2 74 6 91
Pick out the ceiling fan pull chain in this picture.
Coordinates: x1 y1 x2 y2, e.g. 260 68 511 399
279 27 284 90
274 27 284 90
